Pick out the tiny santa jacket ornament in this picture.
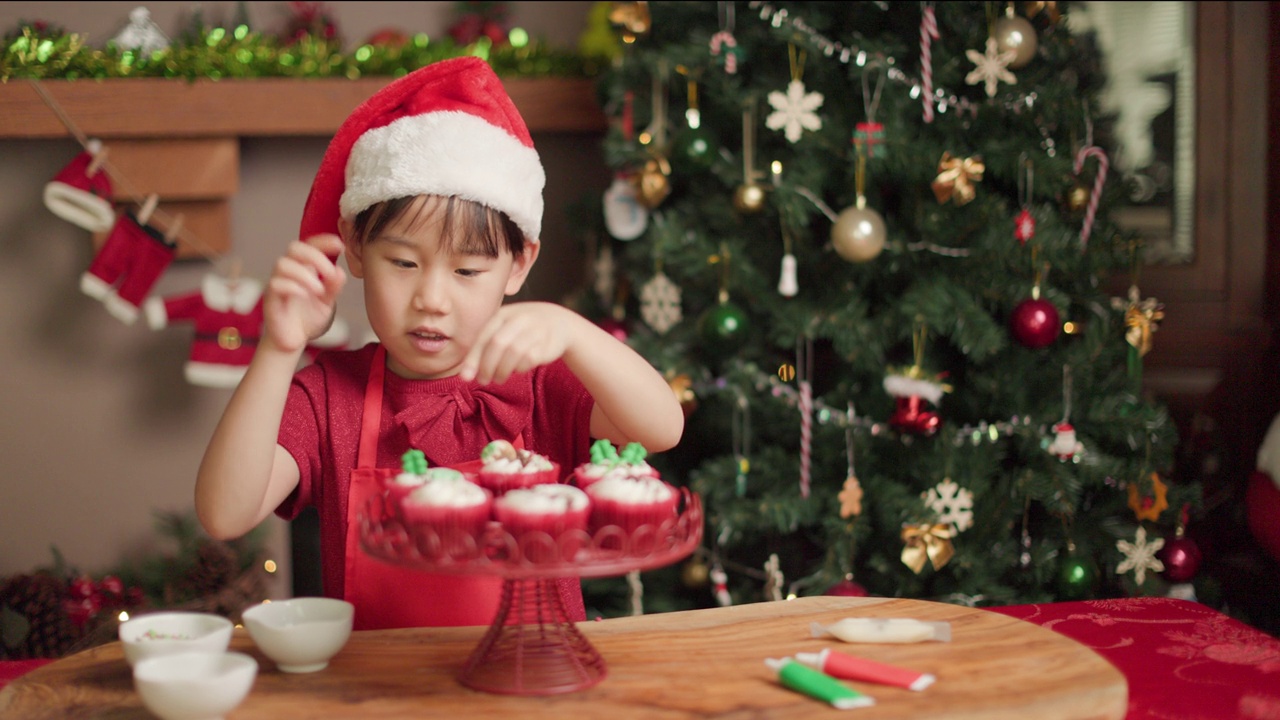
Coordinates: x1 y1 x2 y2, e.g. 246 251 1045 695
144 273 265 388
44 140 116 233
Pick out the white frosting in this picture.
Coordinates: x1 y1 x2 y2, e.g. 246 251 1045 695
497 484 589 514
586 475 674 503
405 476 488 508
579 462 652 479
392 467 464 487
483 452 553 474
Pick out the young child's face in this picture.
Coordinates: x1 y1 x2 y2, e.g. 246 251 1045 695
342 195 537 380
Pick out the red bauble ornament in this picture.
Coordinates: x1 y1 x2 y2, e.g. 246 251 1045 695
889 395 941 435
1010 297 1061 348
597 317 630 343
1247 471 1280 563
1158 534 1202 583
825 578 870 597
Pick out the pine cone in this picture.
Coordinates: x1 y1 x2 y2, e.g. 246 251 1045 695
0 573 81 659
167 540 238 604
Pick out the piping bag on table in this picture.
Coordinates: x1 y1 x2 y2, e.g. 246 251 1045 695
811 617 952 644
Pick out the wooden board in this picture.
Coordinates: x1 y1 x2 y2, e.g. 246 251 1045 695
0 596 1126 719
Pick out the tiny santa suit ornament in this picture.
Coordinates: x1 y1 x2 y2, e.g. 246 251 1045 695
144 273 264 388
44 139 116 233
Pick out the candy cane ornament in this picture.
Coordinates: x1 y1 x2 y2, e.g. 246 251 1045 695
920 3 940 124
710 31 739 74
1073 145 1109 248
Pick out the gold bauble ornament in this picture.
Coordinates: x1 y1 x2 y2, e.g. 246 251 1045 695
733 182 766 214
831 204 887 262
634 154 672 209
1066 183 1090 213
668 372 698 417
992 15 1038 69
681 557 710 588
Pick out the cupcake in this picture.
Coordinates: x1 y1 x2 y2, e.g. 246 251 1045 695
572 439 659 490
473 440 560 495
400 473 493 559
493 484 592 563
584 472 680 538
384 449 467 508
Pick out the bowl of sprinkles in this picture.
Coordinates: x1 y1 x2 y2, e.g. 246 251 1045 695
118 611 234 667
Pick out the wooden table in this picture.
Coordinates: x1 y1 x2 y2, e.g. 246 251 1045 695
0 596 1126 719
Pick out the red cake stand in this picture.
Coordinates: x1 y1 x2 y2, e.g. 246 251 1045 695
358 488 703 696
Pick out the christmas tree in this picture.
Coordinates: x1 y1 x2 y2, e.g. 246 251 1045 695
579 1 1200 615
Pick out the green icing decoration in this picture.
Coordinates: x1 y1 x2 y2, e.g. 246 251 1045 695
589 439 619 465
620 442 648 464
401 449 427 474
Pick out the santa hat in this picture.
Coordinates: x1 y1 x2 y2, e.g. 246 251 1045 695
44 139 116 233
300 56 544 246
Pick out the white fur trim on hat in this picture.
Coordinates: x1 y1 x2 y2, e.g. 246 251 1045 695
45 182 116 233
341 110 545 240
883 374 946 405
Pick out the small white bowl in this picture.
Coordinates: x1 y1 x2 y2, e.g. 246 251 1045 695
133 650 257 720
118 611 234 668
241 597 353 673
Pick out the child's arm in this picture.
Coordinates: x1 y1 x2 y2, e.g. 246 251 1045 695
195 234 347 540
460 302 684 452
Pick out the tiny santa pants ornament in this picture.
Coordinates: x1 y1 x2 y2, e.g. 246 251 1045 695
44 141 116 233
81 212 177 325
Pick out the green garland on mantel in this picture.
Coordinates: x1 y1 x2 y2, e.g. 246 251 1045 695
1 24 598 83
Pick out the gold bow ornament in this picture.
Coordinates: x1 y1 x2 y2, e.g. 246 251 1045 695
1119 285 1164 357
901 523 956 574
932 152 985 206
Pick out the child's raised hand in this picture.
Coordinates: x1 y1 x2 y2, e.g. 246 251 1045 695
459 301 576 385
263 234 347 354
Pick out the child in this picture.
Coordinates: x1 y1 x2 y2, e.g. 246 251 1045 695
195 57 685 630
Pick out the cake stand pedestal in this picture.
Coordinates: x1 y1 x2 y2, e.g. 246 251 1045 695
358 488 702 696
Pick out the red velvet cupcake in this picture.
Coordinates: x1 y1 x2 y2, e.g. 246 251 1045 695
584 473 680 538
493 484 592 563
572 439 659 491
473 439 560 496
400 474 493 559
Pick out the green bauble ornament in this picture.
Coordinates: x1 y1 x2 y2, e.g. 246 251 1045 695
672 126 716 170
699 299 750 353
1056 551 1099 600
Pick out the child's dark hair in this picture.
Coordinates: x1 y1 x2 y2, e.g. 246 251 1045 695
348 194 525 257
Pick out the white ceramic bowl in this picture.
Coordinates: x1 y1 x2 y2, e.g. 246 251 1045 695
241 597 353 673
133 650 257 720
118 611 234 668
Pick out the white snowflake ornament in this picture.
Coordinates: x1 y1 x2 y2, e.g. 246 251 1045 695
923 478 974 533
639 271 682 334
965 37 1017 97
766 80 824 143
1116 526 1165 584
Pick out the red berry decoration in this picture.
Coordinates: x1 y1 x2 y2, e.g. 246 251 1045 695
824 578 870 597
1010 297 1061 348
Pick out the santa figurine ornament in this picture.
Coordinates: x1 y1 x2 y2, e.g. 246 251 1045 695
1047 421 1084 461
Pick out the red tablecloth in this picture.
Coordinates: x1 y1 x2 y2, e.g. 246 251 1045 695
3 598 1278 718
989 598 1280 720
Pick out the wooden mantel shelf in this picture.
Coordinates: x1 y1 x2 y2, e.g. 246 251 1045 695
0 76 607 139
2 77 606 257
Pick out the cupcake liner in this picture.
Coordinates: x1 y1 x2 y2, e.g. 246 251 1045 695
401 495 493 560
494 503 591 563
475 462 561 496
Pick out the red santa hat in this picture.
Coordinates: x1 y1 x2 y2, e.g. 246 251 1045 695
44 139 116 233
299 56 544 246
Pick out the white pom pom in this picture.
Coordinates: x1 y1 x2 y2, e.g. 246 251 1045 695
777 253 798 297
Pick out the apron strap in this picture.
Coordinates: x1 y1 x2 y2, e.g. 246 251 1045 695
356 344 387 470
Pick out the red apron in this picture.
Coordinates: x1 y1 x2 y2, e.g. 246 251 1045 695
343 345 503 630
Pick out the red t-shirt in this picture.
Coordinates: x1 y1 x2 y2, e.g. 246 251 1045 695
276 342 595 608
